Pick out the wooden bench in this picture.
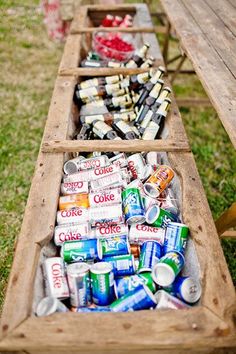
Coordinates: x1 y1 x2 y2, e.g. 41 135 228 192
0 4 235 354
160 0 236 238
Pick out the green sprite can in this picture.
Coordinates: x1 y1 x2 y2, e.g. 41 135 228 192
61 239 102 263
115 273 156 298
163 222 189 255
145 204 177 228
152 251 185 287
90 262 116 306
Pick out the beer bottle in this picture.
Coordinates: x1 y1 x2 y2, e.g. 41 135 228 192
92 120 121 140
112 119 137 140
80 110 136 125
84 94 133 111
151 86 171 111
142 98 171 140
134 80 164 126
134 66 165 109
80 59 123 68
129 69 154 91
76 123 91 140
125 43 150 68
141 56 155 68
77 74 124 90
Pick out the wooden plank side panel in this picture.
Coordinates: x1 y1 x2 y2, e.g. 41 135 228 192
0 308 235 352
182 0 236 78
205 0 236 37
160 0 236 148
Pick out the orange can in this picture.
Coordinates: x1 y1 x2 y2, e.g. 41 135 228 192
130 244 140 258
59 193 89 210
143 165 174 198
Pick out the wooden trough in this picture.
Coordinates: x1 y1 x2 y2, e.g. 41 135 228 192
0 4 235 354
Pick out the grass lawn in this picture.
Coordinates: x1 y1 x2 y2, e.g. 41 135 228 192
0 0 235 313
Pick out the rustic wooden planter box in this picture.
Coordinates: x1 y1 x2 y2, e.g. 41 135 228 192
0 4 235 354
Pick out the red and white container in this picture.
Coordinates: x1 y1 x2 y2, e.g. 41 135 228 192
91 223 128 238
54 223 90 246
90 171 124 191
89 188 122 207
61 181 89 195
78 155 110 171
56 207 89 225
43 257 69 299
129 224 165 245
90 204 124 226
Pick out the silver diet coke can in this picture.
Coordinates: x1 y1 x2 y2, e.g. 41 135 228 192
43 257 69 299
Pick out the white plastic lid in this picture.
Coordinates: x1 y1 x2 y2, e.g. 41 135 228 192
143 183 159 198
152 263 175 287
36 297 57 317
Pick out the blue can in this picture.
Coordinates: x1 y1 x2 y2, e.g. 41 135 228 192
110 284 157 312
75 307 112 312
122 188 146 224
62 239 102 263
138 240 162 273
100 235 130 257
115 273 156 298
104 254 135 277
90 262 116 306
164 276 202 304
163 222 189 255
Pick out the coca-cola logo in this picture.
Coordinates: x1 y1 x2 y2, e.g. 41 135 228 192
128 160 138 178
51 263 63 288
81 159 101 169
94 166 113 176
136 224 159 233
61 209 82 217
63 181 83 188
93 193 115 204
58 232 82 242
98 225 121 235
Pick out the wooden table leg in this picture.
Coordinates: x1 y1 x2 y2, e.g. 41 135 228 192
215 202 236 238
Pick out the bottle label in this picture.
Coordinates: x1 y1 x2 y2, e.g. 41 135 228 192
93 121 111 139
84 61 101 67
157 89 171 105
126 60 137 68
85 115 105 124
137 72 149 84
142 121 160 140
105 75 121 84
79 87 98 100
116 120 132 134
150 82 163 98
140 110 153 129
80 79 99 89
108 62 122 68
105 83 120 95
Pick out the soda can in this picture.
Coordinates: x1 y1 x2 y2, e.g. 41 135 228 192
115 273 156 298
154 290 190 310
142 194 158 212
43 257 69 299
138 241 162 273
90 165 120 181
110 284 157 312
64 169 92 183
61 181 89 195
90 262 116 306
64 156 85 175
59 193 89 210
100 235 130 257
90 204 124 226
145 151 162 170
164 222 189 255
62 239 102 263
129 224 165 245
78 155 110 171
130 244 140 258
67 262 91 307
104 254 136 277
90 172 124 191
143 165 174 198
164 276 202 304
74 306 112 312
127 153 146 179
122 188 145 224
126 179 144 193
54 223 90 246
36 297 69 317
145 205 177 228
89 188 122 208
91 223 128 238
110 153 128 168
56 207 89 225
152 251 185 287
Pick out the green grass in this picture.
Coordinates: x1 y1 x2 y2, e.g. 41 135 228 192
0 0 235 314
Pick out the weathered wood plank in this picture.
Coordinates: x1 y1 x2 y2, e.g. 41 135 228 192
59 67 156 76
220 230 236 240
182 0 236 78
70 26 165 34
205 0 236 37
176 98 212 108
160 0 236 148
41 139 190 153
0 307 235 352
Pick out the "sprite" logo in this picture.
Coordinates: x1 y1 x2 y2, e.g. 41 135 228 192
123 192 138 208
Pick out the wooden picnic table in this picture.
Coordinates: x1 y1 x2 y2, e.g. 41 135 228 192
160 0 236 149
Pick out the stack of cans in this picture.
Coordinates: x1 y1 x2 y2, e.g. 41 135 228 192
36 151 202 316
